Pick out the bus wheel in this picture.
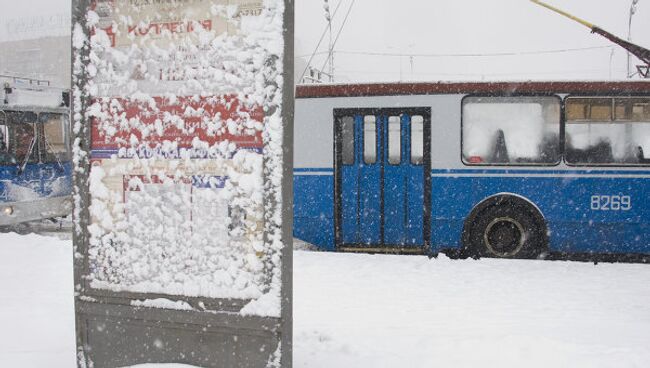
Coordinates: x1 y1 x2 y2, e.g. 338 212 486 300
464 197 547 259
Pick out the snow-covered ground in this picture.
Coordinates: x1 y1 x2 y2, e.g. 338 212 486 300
0 233 75 367
1 232 650 367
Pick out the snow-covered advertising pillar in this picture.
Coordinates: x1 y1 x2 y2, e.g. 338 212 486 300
71 0 293 367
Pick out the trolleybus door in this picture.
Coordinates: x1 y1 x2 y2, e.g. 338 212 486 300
335 108 431 250
338 114 381 245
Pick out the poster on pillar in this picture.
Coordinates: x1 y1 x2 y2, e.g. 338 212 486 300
71 0 293 367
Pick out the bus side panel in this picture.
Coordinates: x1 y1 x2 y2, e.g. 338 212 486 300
0 166 16 202
0 162 72 225
0 162 72 201
293 96 336 250
547 176 650 254
293 173 335 250
429 176 475 252
55 162 74 197
40 162 73 197
432 174 650 255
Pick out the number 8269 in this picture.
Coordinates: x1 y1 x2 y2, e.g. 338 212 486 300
590 195 631 211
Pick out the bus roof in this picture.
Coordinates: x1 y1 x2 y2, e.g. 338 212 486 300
296 81 650 99
0 105 68 114
1 74 68 109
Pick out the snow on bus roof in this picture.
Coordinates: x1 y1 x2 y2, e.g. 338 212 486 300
295 80 650 99
0 105 68 114
1 76 67 109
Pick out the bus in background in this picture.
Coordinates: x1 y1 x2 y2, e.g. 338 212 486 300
0 75 72 226
293 81 650 260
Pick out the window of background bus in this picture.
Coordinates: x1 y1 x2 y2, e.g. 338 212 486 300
462 96 561 165
0 111 16 165
565 97 650 165
38 113 69 163
8 111 38 164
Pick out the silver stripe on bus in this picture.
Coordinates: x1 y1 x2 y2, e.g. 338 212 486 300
293 172 650 178
294 171 334 176
431 173 650 178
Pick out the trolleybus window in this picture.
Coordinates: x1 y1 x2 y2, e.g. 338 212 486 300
0 112 7 151
364 115 377 164
388 116 401 165
8 111 38 164
39 113 68 163
0 112 14 165
341 116 355 165
565 97 650 165
411 115 424 165
462 96 560 165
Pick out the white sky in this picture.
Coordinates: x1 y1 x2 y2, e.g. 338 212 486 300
296 0 650 81
0 0 70 42
0 0 648 81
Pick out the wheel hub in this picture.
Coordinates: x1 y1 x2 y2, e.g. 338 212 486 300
483 217 526 257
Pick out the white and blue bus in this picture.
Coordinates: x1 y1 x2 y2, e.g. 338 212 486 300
293 81 650 259
0 75 72 226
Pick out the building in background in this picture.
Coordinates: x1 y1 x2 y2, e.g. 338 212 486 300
0 10 70 88
0 36 70 88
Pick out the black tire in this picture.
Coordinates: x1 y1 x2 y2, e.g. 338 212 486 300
0 223 32 235
464 197 547 259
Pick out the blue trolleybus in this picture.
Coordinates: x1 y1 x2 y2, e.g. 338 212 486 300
293 81 650 259
0 76 72 226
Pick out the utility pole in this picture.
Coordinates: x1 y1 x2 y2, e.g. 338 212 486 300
628 0 640 78
324 0 334 82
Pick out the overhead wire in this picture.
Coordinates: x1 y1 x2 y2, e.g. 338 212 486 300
295 45 614 59
332 45 615 58
335 67 626 77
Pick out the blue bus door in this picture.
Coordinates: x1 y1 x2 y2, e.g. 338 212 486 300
335 108 431 251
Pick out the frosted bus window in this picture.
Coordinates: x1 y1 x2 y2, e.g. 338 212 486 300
341 116 355 165
567 98 613 122
39 113 67 162
0 117 12 165
364 115 377 164
566 97 650 165
9 113 38 164
462 97 561 165
566 99 588 121
589 98 612 121
388 116 401 165
411 115 424 165
632 100 650 121
0 118 6 152
615 100 630 121
614 98 650 122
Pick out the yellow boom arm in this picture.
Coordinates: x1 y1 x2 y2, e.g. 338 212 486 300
530 0 594 29
530 0 650 69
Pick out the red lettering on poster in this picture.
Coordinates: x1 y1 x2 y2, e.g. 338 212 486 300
90 95 264 155
127 20 212 38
